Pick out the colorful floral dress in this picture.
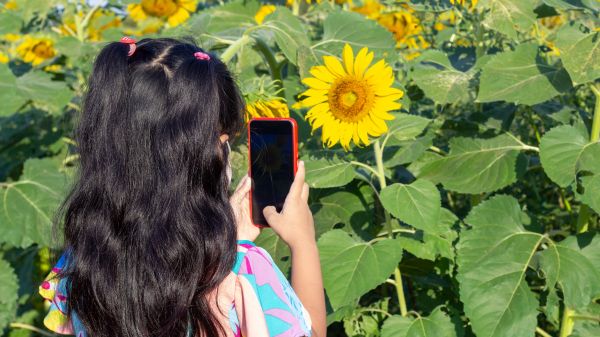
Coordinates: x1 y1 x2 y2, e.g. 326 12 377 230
38 239 313 337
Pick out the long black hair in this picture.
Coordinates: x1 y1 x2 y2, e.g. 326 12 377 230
52 37 245 337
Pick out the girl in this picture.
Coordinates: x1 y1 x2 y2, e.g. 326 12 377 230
38 37 326 337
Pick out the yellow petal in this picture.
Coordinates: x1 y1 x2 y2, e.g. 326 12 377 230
299 94 328 107
354 47 374 78
323 55 347 78
309 65 336 83
167 7 190 27
342 43 354 75
301 77 331 90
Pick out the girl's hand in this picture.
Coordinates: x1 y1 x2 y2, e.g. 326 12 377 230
262 160 315 251
230 174 261 242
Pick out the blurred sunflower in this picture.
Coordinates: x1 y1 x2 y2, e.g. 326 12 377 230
15 36 56 66
450 0 478 9
535 15 565 57
350 0 384 19
60 9 121 41
434 10 456 31
2 33 20 42
0 51 8 63
294 43 403 150
245 98 290 123
285 0 348 5
255 4 276 24
127 0 197 27
377 10 430 60
3 0 17 10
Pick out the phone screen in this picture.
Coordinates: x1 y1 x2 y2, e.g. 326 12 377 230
249 120 295 226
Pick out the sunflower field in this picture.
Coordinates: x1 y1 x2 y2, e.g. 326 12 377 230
1 0 600 336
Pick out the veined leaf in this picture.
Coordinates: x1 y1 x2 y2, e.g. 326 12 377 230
578 175 600 214
411 50 475 104
457 195 543 337
417 134 530 194
380 179 441 233
318 229 403 310
555 25 600 85
543 0 599 12
381 306 455 337
385 113 431 142
477 43 572 105
305 157 355 188
263 7 311 65
0 64 26 116
313 9 396 63
0 257 19 330
0 157 70 248
478 0 537 39
539 125 593 187
16 71 73 114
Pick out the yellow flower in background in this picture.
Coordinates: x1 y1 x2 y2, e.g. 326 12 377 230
61 9 121 41
434 10 457 31
296 43 404 150
350 0 385 19
15 36 56 66
255 4 276 24
44 64 62 73
534 15 565 57
2 33 20 42
539 15 564 30
127 0 197 27
450 0 478 9
0 51 9 63
245 98 290 123
4 0 17 10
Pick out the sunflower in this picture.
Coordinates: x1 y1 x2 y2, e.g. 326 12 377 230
295 43 404 150
3 0 17 10
0 51 8 63
376 11 430 59
255 4 276 24
450 0 478 9
60 10 121 41
245 98 290 123
127 0 197 28
15 36 56 66
350 0 384 19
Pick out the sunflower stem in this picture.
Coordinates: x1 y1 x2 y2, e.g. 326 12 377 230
221 35 253 64
254 38 284 99
374 139 408 317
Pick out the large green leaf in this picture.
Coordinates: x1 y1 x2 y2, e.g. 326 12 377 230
305 158 355 188
16 71 73 114
311 187 373 238
0 12 21 35
539 125 591 187
543 0 599 11
411 50 475 104
0 256 19 330
0 157 70 248
262 7 311 65
255 228 291 275
417 134 529 194
381 306 456 337
0 64 26 116
539 234 600 308
457 195 543 337
397 208 459 261
312 9 396 63
318 229 403 310
380 179 441 233
478 0 537 39
385 112 431 142
477 43 572 105
578 175 600 214
555 25 600 85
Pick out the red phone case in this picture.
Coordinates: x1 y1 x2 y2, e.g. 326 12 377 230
247 117 298 228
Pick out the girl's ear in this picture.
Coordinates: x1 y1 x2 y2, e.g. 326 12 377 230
219 133 229 144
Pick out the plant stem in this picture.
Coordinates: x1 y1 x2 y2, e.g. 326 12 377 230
575 83 600 234
373 139 408 317
9 323 58 337
536 326 553 337
253 38 284 98
220 35 252 64
559 307 575 337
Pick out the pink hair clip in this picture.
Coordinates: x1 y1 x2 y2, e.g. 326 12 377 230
120 36 137 57
194 51 210 61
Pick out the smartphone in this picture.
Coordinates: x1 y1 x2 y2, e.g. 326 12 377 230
247 117 298 227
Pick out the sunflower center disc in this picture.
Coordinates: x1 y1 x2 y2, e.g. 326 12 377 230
329 77 373 123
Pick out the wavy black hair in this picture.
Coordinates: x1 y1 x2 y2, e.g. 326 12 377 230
52 37 245 337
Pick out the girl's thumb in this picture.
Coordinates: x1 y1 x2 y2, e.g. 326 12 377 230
263 206 280 226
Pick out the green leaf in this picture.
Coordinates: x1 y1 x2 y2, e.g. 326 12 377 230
386 112 432 141
384 134 433 167
411 50 475 104
262 7 311 65
539 125 591 187
311 187 372 238
255 228 292 275
457 195 543 337
539 234 600 308
477 43 572 105
305 158 355 188
478 0 537 39
417 134 528 194
0 256 19 330
0 12 22 35
318 229 403 310
313 9 396 64
543 0 599 11
578 175 600 214
16 71 72 114
0 64 27 116
555 25 600 85
0 157 70 248
381 306 456 337
380 179 441 233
